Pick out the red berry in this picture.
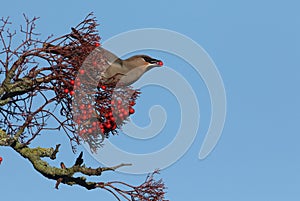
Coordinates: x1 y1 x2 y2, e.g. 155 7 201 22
123 110 129 116
70 80 75 85
112 124 117 130
88 128 93 133
69 90 75 96
76 81 81 87
101 85 106 90
79 130 85 136
0 156 2 164
157 61 164 66
79 104 85 110
117 99 122 105
111 100 115 105
95 42 101 47
100 124 104 129
92 121 97 127
129 101 136 106
64 88 69 93
105 122 111 129
129 108 135 114
79 69 85 74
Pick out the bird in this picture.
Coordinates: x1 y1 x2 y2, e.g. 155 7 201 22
95 47 163 86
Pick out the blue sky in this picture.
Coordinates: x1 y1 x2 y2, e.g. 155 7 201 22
1 0 300 200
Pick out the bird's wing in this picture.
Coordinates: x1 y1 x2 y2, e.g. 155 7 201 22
94 47 125 84
95 47 120 65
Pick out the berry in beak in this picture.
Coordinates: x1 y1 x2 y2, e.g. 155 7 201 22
157 61 163 66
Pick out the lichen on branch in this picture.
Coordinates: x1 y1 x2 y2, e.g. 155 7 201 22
9 136 167 200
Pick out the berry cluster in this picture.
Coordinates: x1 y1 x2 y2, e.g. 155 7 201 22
50 41 140 151
74 99 135 137
72 85 139 151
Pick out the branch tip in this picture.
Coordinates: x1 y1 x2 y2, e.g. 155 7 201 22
74 151 84 166
50 144 61 160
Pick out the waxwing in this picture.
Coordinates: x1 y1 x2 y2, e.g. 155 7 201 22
95 47 163 86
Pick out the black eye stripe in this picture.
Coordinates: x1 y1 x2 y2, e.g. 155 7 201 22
142 56 157 63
